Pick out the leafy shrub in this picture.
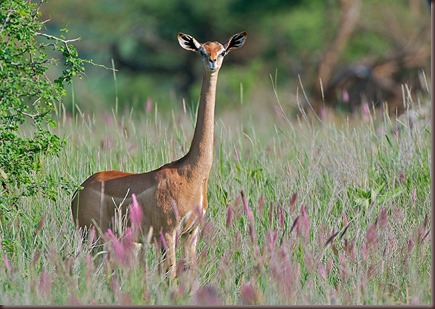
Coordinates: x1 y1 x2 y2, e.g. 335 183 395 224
0 0 87 206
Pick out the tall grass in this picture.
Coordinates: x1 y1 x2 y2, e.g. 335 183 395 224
0 89 431 305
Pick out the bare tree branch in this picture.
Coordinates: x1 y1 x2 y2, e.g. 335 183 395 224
316 0 361 90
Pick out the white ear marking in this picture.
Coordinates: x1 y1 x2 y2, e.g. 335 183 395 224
224 31 247 52
178 32 201 52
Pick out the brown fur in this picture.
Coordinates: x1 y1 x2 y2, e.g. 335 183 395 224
71 32 246 279
203 42 224 61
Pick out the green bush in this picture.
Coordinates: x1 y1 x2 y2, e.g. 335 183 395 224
0 0 87 206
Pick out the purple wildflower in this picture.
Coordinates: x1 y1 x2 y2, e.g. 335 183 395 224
105 229 125 262
226 206 233 228
104 228 135 267
145 97 152 113
342 210 348 227
241 191 255 226
342 89 349 103
361 242 368 261
296 206 310 243
318 264 327 280
408 237 414 253
38 268 52 296
194 285 222 305
304 252 315 273
240 282 261 305
3 251 11 273
123 227 136 253
361 102 370 120
270 247 300 298
267 229 278 251
248 224 255 243
129 194 143 233
377 207 388 230
365 223 378 249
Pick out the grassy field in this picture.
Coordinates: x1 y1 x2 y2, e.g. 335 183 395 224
0 90 432 305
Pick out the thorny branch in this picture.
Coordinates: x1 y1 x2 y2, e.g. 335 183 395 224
36 32 82 54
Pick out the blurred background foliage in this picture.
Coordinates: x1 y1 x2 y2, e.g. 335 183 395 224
41 0 431 117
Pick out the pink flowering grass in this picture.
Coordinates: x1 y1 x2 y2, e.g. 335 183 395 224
0 91 431 305
103 227 138 269
129 194 143 231
1 244 11 273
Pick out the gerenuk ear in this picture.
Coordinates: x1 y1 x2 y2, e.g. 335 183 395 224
224 32 247 53
178 32 202 52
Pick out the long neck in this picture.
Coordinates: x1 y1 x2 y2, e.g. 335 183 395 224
185 71 218 175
